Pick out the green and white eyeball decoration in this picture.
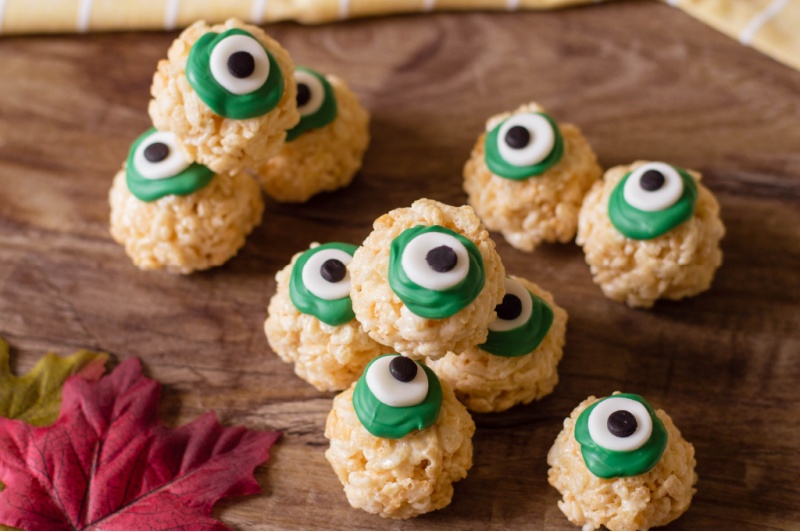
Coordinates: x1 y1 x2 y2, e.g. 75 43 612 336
608 162 698 240
286 67 338 142
479 277 554 358
484 112 564 180
186 28 284 119
353 354 443 439
388 225 486 319
289 242 359 326
574 393 668 479
126 128 215 202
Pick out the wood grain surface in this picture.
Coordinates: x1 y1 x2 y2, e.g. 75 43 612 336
1 1 799 529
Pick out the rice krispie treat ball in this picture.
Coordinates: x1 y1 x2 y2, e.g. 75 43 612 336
256 67 370 203
149 19 300 175
427 275 567 413
577 161 725 308
264 242 391 392
325 354 475 519
349 199 505 360
464 101 602 252
547 393 697 530
109 128 263 274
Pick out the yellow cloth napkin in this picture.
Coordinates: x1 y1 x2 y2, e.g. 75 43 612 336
0 0 797 72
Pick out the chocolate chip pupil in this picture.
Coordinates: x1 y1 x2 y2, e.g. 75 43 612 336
389 356 418 383
505 125 531 149
425 245 458 273
496 294 522 321
296 83 311 107
320 259 346 283
227 51 256 79
607 410 638 438
640 170 666 191
144 142 169 163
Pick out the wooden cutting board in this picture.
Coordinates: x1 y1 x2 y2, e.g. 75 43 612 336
0 1 798 529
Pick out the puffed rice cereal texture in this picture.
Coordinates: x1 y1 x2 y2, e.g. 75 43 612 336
256 74 370 203
149 19 299 175
576 161 725 308
109 169 263 274
264 244 391 392
427 276 567 413
349 198 505 360
464 101 602 252
325 376 475 519
547 394 698 530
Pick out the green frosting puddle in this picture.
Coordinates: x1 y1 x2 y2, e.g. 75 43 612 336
388 225 486 319
125 128 214 202
186 28 284 119
289 242 358 326
286 66 338 142
575 393 668 479
608 166 698 240
479 290 554 358
484 112 564 180
353 355 443 439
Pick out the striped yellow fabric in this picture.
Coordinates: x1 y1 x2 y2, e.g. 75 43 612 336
664 0 799 71
0 0 797 72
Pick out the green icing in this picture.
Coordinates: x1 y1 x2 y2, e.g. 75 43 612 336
388 225 486 319
353 355 443 439
608 166 698 240
575 393 668 479
484 112 564 180
286 67 338 142
186 28 284 119
125 128 215 202
289 242 358 326
479 290 554 358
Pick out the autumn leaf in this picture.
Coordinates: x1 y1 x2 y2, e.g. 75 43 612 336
0 338 108 530
0 358 280 531
0 337 108 425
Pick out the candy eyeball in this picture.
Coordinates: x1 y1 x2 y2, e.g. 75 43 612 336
484 111 564 180
295 69 326 117
488 277 533 332
478 277 554 358
401 230 470 291
208 32 271 95
366 355 428 407
608 162 699 240
388 225 486 319
623 162 684 212
574 393 668 478
497 113 556 167
586 396 653 452
132 131 190 180
125 128 215 203
286 67 338 141
352 354 443 439
289 242 359 326
301 247 353 300
187 28 284 119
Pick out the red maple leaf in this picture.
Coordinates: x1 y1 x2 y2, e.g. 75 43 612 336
0 358 280 530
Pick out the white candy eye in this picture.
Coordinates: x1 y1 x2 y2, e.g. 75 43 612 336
588 397 653 452
133 131 190 180
497 113 556 167
294 70 325 117
301 248 352 300
366 355 428 407
209 34 270 95
401 231 470 291
488 278 533 332
623 162 684 212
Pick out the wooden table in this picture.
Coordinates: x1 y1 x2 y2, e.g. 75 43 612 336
1 1 799 529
